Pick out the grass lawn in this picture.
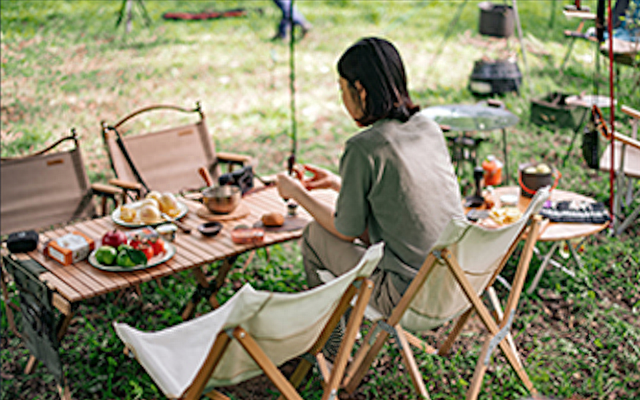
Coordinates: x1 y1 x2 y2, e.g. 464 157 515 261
1 1 639 399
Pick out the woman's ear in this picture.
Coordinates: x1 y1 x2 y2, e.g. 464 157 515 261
354 80 367 106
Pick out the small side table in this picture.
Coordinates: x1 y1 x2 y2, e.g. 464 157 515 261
491 186 608 294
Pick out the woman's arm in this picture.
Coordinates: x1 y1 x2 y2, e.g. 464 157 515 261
276 173 355 242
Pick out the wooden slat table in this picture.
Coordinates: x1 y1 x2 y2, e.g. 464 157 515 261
26 187 337 304
471 187 608 294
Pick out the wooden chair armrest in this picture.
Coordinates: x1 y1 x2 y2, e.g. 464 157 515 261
621 105 640 120
108 178 144 192
90 183 123 197
217 152 253 166
612 132 640 150
563 10 596 20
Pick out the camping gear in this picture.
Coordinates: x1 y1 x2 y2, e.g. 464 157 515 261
519 163 560 198
468 58 522 96
479 2 515 37
336 189 550 400
114 244 384 400
530 92 587 130
422 103 519 184
199 165 242 215
218 165 254 194
0 131 122 393
202 186 242 215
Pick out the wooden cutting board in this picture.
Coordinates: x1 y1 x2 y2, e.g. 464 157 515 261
253 216 310 232
196 203 250 221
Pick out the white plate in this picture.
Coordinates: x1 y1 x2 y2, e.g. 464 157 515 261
111 201 188 228
88 243 176 272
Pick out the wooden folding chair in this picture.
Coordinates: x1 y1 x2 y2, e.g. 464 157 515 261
598 105 640 235
100 102 253 197
342 189 550 400
1 129 123 399
114 243 384 400
101 102 257 316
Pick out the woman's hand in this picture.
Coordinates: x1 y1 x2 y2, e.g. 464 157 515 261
300 164 341 191
276 172 306 201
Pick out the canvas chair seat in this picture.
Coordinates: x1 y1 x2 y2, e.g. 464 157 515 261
115 243 384 400
343 189 550 400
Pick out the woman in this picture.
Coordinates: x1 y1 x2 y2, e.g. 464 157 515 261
277 37 464 317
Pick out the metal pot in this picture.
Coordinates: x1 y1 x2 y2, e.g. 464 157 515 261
198 166 242 214
202 185 241 214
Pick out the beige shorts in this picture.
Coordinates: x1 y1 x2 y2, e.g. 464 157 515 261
301 221 402 318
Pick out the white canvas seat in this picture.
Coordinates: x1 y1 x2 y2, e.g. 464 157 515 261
114 243 384 400
343 189 550 400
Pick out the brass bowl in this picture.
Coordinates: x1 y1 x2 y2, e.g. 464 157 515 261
202 185 241 214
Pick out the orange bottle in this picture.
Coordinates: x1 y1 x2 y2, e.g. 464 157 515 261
482 155 503 187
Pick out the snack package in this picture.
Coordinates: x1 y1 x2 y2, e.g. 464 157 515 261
45 231 95 266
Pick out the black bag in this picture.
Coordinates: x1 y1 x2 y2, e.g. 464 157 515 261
3 256 63 383
7 230 39 253
582 112 600 169
218 165 254 194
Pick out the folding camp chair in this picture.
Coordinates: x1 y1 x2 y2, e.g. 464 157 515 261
1 130 122 398
1 130 121 236
342 188 550 400
599 105 640 234
114 243 384 400
101 102 253 197
101 102 257 317
560 7 597 73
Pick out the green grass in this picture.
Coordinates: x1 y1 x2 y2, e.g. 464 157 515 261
2 0 639 399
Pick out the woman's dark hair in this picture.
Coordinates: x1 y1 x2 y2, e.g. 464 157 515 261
337 37 420 126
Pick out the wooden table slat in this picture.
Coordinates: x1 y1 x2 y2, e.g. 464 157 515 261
31 233 98 299
38 272 83 302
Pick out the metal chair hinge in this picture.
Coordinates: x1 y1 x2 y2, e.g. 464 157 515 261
484 310 515 365
301 352 316 365
378 321 403 352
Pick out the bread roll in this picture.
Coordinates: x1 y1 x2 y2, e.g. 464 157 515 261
261 212 284 227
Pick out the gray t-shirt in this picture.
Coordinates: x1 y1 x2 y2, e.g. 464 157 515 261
334 112 464 293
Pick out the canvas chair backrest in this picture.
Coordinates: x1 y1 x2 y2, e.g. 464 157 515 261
102 104 218 194
400 188 550 332
114 242 384 399
1 136 95 236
